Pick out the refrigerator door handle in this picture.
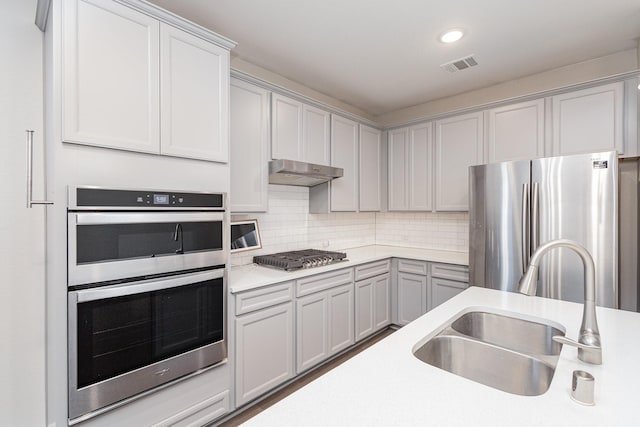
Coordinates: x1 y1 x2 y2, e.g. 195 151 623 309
522 183 530 274
532 182 540 253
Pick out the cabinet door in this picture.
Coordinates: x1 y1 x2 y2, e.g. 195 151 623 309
160 23 229 162
397 272 427 326
429 277 468 311
552 82 624 156
435 112 484 211
373 273 391 331
388 127 409 210
409 122 433 211
303 105 330 165
296 292 329 373
487 99 544 162
330 115 359 211
271 93 303 160
355 278 374 342
359 125 382 211
63 0 160 153
235 303 294 406
327 284 355 355
230 79 269 212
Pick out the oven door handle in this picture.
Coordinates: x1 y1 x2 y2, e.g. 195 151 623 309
74 212 223 225
74 269 224 302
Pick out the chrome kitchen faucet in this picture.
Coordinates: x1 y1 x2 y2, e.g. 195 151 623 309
518 239 602 365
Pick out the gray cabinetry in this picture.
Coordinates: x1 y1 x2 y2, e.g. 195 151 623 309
355 260 391 341
296 268 354 373
429 263 469 310
230 78 269 212
234 282 295 407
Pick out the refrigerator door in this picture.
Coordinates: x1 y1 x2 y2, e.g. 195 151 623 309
532 151 617 308
470 160 531 291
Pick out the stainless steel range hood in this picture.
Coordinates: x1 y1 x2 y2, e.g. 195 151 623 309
269 159 343 187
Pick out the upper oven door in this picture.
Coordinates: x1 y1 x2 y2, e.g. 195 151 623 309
68 211 225 286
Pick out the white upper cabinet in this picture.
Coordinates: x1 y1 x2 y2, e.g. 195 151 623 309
63 0 160 153
271 94 303 160
409 122 433 211
160 23 229 162
359 125 382 211
487 99 544 163
271 94 331 164
303 105 331 165
388 123 433 211
387 128 409 210
551 82 624 156
330 115 359 211
62 0 231 162
435 112 484 211
230 79 269 212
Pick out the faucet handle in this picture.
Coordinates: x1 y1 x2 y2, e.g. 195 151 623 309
553 336 602 365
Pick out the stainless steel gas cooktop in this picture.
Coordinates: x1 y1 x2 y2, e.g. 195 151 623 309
254 249 347 271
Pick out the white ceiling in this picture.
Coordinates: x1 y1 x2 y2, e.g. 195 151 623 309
148 0 640 117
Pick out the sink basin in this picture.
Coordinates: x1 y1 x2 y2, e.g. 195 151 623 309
413 309 565 396
414 335 555 396
450 311 564 356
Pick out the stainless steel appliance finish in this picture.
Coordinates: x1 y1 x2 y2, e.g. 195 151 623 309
268 159 344 187
413 309 565 396
66 186 228 422
470 151 618 308
67 186 226 286
254 249 347 270
519 239 602 365
68 269 226 421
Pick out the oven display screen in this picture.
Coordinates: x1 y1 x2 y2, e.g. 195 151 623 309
153 194 169 205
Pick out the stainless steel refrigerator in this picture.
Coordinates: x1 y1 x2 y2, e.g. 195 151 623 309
469 151 618 308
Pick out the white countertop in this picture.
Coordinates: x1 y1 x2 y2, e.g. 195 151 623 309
229 245 469 293
241 287 640 426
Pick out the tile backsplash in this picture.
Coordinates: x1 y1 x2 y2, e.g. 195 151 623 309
230 185 469 266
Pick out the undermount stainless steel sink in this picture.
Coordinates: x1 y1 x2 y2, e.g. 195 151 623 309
450 311 564 356
413 310 565 396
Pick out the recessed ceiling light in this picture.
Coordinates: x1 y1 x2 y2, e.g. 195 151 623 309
439 29 465 44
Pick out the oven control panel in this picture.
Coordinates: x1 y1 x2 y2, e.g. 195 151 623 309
69 187 225 210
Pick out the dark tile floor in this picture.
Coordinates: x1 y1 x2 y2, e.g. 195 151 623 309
217 327 396 426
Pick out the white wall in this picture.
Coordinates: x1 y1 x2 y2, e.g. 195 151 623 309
0 0 46 425
377 49 639 127
231 185 376 266
230 186 468 266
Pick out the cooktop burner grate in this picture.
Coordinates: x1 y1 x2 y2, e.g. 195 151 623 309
254 249 347 271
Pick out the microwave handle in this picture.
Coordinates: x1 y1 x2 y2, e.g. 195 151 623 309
74 211 223 225
74 269 224 303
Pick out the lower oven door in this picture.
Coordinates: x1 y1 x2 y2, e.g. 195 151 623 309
68 268 227 421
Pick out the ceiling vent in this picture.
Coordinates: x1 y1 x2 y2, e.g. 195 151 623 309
440 55 478 73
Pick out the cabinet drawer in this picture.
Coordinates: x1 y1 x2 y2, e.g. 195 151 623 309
296 268 354 297
235 281 294 315
397 259 428 275
354 259 391 281
430 263 469 282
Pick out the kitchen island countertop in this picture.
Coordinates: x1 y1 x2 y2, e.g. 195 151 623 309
229 245 468 293
241 286 640 426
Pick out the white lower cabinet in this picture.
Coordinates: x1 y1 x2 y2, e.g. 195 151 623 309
429 263 469 311
396 271 427 326
430 277 468 310
296 283 354 373
235 284 295 407
355 273 391 341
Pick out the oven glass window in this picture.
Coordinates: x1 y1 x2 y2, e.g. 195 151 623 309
76 221 222 264
76 278 223 388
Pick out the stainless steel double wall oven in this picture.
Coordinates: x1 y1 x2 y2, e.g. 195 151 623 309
67 186 227 421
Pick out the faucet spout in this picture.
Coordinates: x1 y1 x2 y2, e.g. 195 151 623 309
517 239 602 365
